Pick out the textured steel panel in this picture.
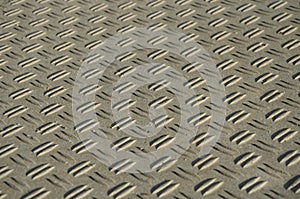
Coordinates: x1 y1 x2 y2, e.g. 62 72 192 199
0 0 299 198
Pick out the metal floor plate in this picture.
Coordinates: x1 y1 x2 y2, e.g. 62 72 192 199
0 0 299 198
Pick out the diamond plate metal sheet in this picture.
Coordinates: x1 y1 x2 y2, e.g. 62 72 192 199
0 0 299 198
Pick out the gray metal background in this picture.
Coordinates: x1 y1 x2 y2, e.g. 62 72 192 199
0 0 299 198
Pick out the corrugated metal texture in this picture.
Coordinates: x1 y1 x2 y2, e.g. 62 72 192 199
0 0 299 198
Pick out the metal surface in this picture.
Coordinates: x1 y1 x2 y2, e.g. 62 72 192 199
0 0 299 198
